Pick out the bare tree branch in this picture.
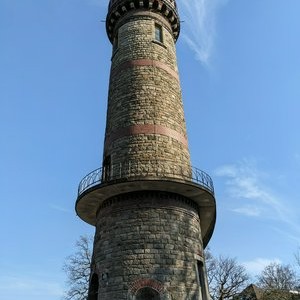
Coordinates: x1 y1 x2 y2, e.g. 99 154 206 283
205 250 249 300
257 262 298 291
63 235 93 300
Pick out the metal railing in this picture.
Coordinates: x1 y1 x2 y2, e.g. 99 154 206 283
78 160 214 196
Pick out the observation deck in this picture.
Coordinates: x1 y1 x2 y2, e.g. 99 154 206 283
76 160 216 246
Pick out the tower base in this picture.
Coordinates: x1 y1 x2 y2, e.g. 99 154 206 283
88 191 210 300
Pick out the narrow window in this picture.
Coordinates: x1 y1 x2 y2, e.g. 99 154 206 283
196 260 208 300
155 24 163 43
113 31 118 52
102 155 111 182
88 274 99 300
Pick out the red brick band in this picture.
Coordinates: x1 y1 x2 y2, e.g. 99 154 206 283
129 278 164 294
111 59 179 81
105 124 188 147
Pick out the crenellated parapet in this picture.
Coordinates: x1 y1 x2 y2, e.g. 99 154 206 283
106 0 180 42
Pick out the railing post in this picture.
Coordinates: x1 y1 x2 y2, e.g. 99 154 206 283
129 161 131 178
97 169 100 183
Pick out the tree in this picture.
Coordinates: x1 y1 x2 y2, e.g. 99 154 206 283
257 262 299 300
205 250 249 300
260 289 294 300
63 235 93 300
257 262 297 291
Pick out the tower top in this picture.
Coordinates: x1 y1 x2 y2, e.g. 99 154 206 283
106 0 180 43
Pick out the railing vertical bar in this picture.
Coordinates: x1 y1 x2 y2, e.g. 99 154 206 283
129 161 131 178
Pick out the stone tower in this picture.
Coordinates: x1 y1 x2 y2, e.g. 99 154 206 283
75 0 216 299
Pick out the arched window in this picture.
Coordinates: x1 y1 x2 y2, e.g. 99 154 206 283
88 274 99 300
136 287 160 300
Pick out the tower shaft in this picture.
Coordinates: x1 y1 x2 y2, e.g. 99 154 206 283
75 1 216 299
104 9 190 172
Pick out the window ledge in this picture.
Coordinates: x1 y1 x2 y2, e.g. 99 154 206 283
152 40 167 49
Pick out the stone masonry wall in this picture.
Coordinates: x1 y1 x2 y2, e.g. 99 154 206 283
112 12 178 69
92 191 204 299
103 11 191 174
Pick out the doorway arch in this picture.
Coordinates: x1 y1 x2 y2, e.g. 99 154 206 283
136 287 161 300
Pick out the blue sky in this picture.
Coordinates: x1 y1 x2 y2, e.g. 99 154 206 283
1 0 300 299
